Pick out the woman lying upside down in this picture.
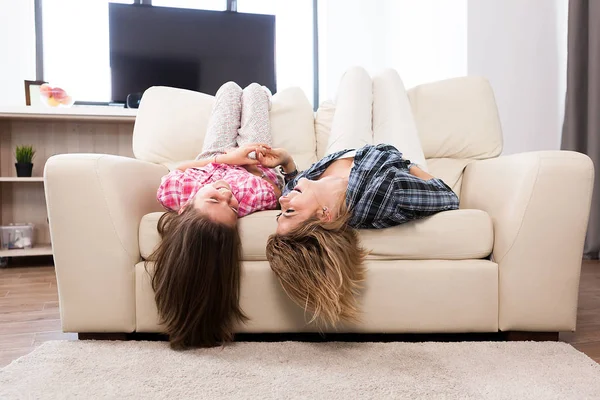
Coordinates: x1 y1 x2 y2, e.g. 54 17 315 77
263 67 459 327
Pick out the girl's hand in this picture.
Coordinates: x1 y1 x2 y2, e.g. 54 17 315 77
243 165 282 198
243 164 263 176
223 143 271 166
257 147 290 168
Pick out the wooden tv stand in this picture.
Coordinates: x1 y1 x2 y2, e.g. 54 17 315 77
0 105 137 260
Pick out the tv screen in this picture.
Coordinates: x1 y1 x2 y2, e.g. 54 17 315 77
108 4 276 103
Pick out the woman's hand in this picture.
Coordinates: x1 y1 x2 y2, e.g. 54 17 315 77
257 147 291 168
222 143 271 166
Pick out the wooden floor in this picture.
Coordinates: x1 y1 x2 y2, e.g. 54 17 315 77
1 259 599 368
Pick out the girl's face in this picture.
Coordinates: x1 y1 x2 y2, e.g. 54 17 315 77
276 177 347 234
190 180 239 226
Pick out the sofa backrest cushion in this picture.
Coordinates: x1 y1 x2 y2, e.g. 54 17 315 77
133 86 214 165
268 87 318 170
133 86 317 170
314 100 335 161
406 76 503 160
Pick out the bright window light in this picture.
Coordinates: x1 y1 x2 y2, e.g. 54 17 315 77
238 0 314 105
42 0 115 102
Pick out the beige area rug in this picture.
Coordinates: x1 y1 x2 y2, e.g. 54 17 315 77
1 341 600 399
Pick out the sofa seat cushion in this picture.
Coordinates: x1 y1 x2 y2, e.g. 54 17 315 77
139 209 493 261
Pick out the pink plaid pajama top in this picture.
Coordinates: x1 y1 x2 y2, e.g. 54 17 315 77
157 163 280 217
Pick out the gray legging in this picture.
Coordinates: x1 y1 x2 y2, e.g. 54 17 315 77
196 82 273 160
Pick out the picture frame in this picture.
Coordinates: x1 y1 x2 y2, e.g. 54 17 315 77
24 80 47 106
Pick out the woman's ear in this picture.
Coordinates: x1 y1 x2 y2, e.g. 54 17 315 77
318 206 331 222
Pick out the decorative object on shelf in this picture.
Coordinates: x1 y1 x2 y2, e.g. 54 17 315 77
0 223 35 250
15 145 36 177
126 92 143 109
39 83 74 108
24 80 48 106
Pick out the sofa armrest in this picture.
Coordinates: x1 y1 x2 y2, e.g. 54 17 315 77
460 150 594 331
44 154 168 332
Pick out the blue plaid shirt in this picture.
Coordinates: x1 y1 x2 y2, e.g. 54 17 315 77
283 144 460 229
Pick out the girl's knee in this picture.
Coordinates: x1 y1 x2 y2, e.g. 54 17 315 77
244 82 262 92
243 83 271 98
217 81 242 96
242 83 272 112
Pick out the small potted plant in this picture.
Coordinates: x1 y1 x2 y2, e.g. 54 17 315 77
15 145 36 177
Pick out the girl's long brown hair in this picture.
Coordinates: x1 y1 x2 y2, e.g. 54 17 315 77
145 207 247 349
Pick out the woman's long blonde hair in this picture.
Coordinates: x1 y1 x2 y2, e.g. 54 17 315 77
266 203 368 327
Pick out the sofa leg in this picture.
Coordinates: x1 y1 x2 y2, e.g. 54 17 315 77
78 332 169 341
76 331 559 342
78 333 130 341
504 331 559 341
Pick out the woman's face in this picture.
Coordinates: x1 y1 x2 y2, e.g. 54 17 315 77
190 180 239 226
276 177 347 235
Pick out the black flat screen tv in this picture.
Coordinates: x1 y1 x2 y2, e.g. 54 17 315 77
108 3 276 103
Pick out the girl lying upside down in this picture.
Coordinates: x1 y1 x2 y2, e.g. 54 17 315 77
147 82 281 349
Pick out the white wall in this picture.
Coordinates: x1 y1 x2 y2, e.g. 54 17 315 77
319 0 467 102
467 0 568 155
318 0 387 101
321 0 568 155
0 0 36 106
383 1 467 90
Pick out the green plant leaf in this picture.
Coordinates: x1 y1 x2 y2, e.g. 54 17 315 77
15 145 35 163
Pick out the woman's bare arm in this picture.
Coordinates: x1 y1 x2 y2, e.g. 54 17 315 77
409 165 435 181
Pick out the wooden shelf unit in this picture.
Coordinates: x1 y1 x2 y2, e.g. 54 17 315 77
0 177 45 182
0 105 137 258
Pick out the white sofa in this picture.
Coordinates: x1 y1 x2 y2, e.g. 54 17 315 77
44 77 594 338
